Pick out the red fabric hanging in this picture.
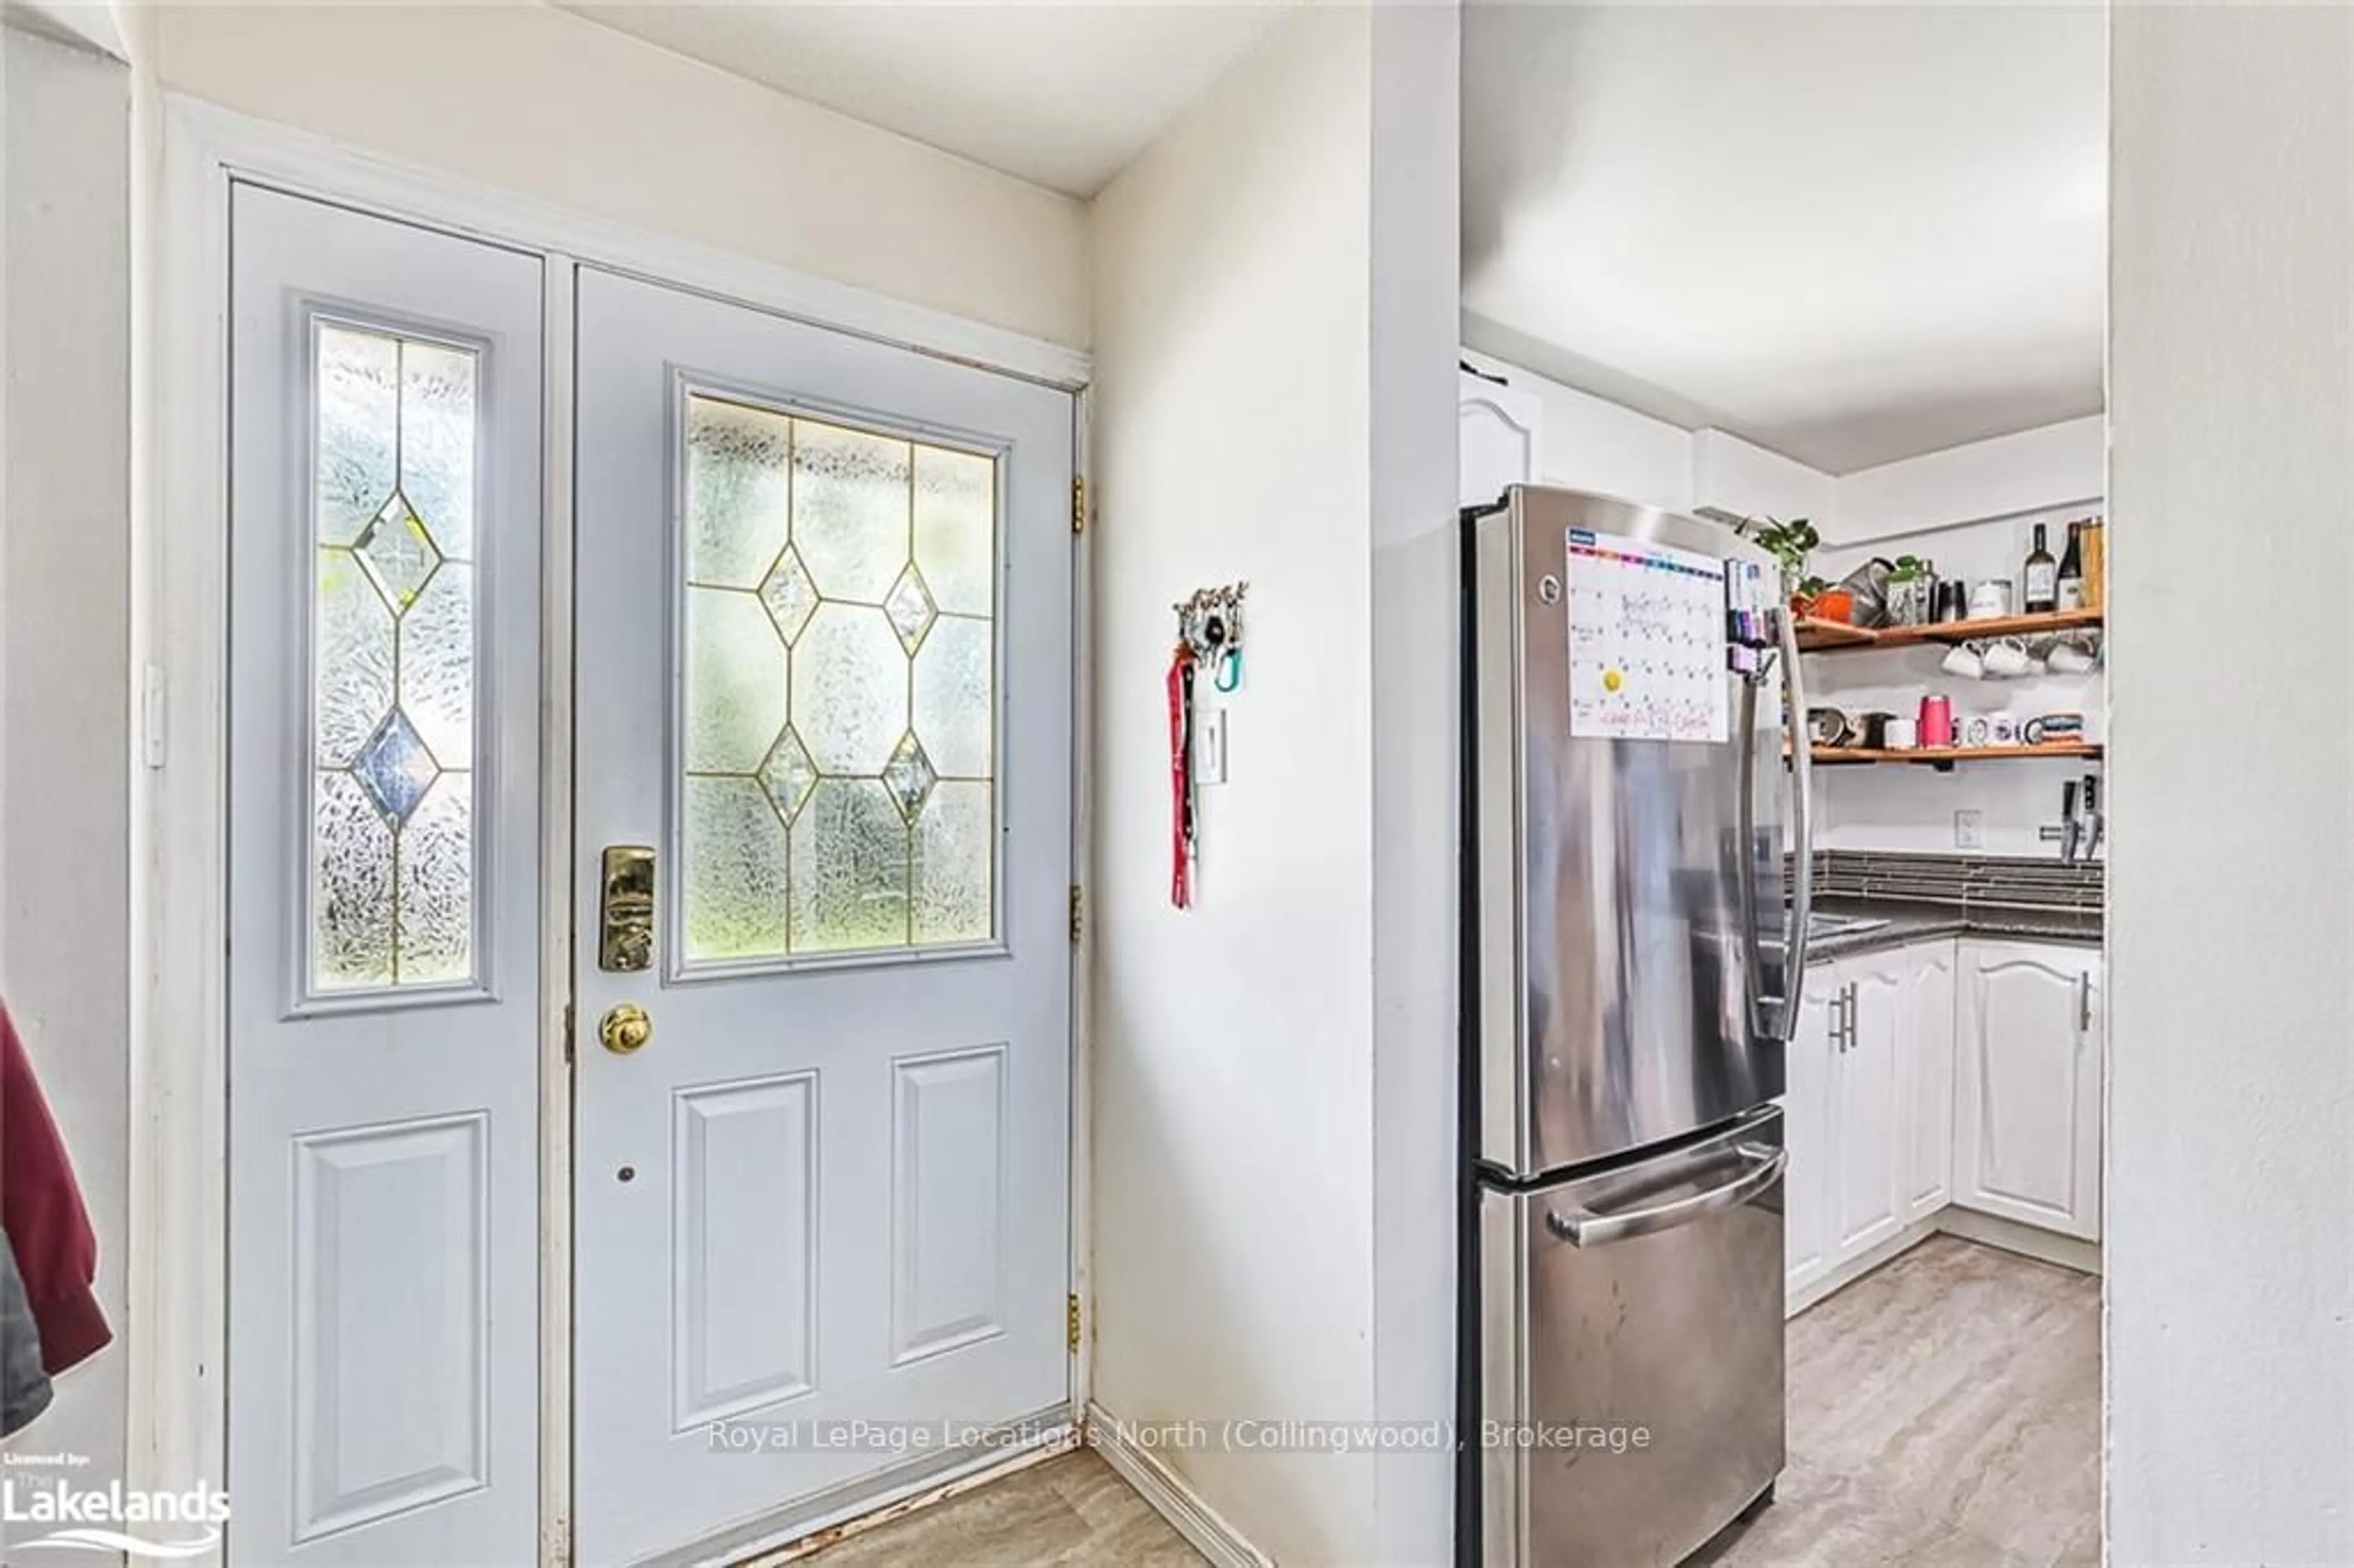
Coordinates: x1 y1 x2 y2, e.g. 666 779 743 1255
1 1004 110 1375
1166 641 1197 909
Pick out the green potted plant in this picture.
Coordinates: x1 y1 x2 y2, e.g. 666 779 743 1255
1733 516 1826 613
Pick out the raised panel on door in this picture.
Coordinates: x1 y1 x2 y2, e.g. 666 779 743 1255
1957 943 2094 1237
571 269 1073 1567
1901 943 1957 1223
1834 965 1905 1262
227 186 541 1568
1783 980 1837 1301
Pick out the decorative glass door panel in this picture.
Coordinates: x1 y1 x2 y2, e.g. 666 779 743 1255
678 392 998 967
310 321 482 995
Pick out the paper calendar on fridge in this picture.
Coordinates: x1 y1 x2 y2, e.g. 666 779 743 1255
1564 529 1731 744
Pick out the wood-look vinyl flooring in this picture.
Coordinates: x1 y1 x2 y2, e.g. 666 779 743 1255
797 1236 2097 1567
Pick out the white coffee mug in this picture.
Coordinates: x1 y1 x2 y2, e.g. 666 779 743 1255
2047 637 2098 674
1962 714 1995 747
1941 642 1985 679
1983 637 2033 679
1989 712 2021 745
1883 717 1919 751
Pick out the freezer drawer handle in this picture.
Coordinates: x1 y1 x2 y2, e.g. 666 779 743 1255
1543 1143 1789 1248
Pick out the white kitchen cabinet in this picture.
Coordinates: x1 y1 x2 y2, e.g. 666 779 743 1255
1899 942 1958 1224
1954 940 2103 1241
1460 367 1541 508
1834 956 1906 1259
1781 978 1838 1299
1786 941 1964 1307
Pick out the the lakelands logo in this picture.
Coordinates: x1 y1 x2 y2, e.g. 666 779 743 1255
2 1477 229 1558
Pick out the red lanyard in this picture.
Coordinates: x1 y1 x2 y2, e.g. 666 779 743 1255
1166 641 1197 908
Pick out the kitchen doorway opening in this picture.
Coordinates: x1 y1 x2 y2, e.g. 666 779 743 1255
1460 6 2108 1561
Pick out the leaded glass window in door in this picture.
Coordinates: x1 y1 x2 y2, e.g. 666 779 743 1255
680 394 997 964
308 322 481 993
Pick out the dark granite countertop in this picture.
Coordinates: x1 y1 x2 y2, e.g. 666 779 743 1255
1800 894 2103 964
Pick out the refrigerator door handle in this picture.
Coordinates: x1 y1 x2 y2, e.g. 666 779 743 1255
1544 1143 1790 1249
1735 674 1769 1040
1777 604 1815 1037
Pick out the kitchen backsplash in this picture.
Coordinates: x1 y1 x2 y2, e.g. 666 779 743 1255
1791 850 2104 915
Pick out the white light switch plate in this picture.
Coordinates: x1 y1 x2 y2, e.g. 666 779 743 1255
1954 809 1984 850
1197 707 1228 785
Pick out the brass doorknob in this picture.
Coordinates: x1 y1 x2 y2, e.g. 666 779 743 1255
599 1003 653 1056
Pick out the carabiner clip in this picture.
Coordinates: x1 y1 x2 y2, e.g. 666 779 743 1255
1213 647 1243 693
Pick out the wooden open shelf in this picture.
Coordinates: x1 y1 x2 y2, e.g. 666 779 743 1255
1794 607 2104 653
1805 741 2103 772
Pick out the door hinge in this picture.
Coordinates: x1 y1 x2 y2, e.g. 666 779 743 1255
1072 475 1087 536
1068 885 1083 945
1067 1293 1083 1353
562 1002 576 1065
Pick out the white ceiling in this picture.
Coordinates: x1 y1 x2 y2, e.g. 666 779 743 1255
554 1 1292 198
1463 4 2107 474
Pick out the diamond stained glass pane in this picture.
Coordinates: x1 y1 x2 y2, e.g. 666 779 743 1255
759 726 818 826
883 564 938 655
686 396 790 589
399 340 478 562
395 774 473 984
355 494 443 612
759 547 820 646
684 777 791 962
791 420 911 602
913 782 992 945
913 446 996 617
882 733 937 823
352 709 440 825
788 779 910 954
316 325 398 546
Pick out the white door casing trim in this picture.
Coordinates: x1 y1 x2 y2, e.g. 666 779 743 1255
134 94 1094 1567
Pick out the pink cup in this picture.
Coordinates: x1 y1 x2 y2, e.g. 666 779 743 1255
1916 694 1954 748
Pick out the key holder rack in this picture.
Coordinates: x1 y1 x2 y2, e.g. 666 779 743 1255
1174 581 1249 693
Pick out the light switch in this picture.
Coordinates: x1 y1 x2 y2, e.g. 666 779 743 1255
1197 707 1228 786
1954 810 1984 850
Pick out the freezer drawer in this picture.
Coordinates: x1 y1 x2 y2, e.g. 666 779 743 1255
1480 1109 1786 1567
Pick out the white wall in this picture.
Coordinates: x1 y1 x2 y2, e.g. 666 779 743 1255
1837 414 2103 543
1 17 131 1487
1460 346 1693 512
147 2 1090 350
1368 6 1461 1564
2108 7 2354 1561
1089 11 1381 1561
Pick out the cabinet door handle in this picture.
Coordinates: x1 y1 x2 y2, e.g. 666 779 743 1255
2077 973 2092 1033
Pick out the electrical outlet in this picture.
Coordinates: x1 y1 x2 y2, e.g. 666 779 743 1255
1954 809 1984 850
1196 707 1228 786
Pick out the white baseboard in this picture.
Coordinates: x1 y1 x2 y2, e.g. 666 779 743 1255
1786 1216 1943 1318
1938 1206 2103 1275
1085 1403 1271 1568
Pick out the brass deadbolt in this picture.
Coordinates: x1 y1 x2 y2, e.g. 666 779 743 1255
599 1003 653 1056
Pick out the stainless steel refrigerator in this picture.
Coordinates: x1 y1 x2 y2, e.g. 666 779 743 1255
1460 485 1815 1567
